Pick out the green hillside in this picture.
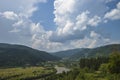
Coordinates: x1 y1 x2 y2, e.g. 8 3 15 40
52 44 120 61
70 44 120 60
52 48 82 58
0 43 61 67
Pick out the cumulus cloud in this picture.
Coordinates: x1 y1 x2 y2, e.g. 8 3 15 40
50 9 102 42
0 11 18 20
31 28 63 52
75 11 89 31
88 16 101 27
48 0 112 51
54 0 75 15
104 2 120 20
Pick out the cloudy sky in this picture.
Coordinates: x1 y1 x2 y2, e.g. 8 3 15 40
0 0 120 52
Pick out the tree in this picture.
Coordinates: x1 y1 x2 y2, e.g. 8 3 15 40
99 63 108 74
79 57 108 70
108 51 120 74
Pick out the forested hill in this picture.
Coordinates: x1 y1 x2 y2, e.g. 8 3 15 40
70 44 120 60
0 43 61 67
52 48 82 59
52 44 120 60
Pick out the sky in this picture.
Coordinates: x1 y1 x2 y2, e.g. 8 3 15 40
0 0 120 52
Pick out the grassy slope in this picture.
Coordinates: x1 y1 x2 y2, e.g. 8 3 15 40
0 67 55 80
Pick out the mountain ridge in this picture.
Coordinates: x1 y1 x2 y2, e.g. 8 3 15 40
52 44 120 60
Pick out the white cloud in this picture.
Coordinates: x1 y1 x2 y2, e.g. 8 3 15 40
31 30 63 52
51 9 102 42
104 2 120 20
54 0 75 15
88 16 101 27
62 21 74 35
0 11 18 20
31 23 44 34
52 0 109 43
12 20 23 27
90 31 99 38
75 11 89 31
0 0 47 17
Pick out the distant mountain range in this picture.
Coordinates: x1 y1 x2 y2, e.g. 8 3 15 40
52 44 120 60
0 43 61 67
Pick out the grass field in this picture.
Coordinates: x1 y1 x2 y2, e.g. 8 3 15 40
0 67 55 80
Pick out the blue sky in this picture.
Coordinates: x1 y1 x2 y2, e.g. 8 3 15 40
0 0 120 52
31 0 56 30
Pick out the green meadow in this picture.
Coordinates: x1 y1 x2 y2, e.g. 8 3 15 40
0 67 55 80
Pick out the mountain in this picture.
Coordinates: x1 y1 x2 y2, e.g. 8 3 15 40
0 43 61 67
52 44 120 60
52 48 82 59
70 44 120 60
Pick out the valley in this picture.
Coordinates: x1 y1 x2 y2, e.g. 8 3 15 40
0 43 120 80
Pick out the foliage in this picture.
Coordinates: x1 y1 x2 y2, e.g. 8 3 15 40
79 57 109 70
99 63 108 74
107 51 120 74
